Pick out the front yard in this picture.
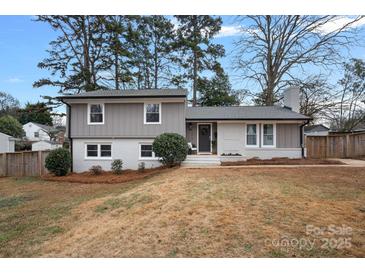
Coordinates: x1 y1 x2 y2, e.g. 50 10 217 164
0 167 364 257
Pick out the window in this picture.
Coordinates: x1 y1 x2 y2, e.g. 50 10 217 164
139 143 157 159
144 103 161 124
100 145 112 157
262 124 275 147
246 124 258 147
34 132 39 138
85 144 112 159
86 144 98 158
88 103 104 124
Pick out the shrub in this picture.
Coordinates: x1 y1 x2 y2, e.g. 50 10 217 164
89 165 103 175
138 162 145 172
152 133 188 167
0 115 24 138
45 148 71 176
111 159 123 174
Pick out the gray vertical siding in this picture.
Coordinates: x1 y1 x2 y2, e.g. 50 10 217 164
70 102 185 138
276 123 301 148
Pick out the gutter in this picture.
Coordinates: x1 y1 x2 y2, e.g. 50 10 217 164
61 99 73 172
58 95 186 100
300 119 311 158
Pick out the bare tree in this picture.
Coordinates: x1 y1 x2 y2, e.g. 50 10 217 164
327 59 365 131
0 91 20 117
289 76 337 122
233 16 365 105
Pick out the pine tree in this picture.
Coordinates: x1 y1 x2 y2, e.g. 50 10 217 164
34 16 108 94
174 16 224 106
198 72 240 106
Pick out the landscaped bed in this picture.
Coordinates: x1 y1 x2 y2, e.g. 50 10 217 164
43 166 170 184
221 157 345 166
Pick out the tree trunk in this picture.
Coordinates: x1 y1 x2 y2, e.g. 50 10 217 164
115 51 119 90
81 16 92 91
154 39 158 89
192 16 198 107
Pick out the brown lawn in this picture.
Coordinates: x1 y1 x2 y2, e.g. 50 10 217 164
0 167 364 258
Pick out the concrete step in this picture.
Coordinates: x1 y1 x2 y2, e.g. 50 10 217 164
183 155 221 166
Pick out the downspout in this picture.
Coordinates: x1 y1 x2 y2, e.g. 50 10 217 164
300 119 310 158
62 100 73 172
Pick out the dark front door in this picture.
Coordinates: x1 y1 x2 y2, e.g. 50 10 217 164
198 124 211 153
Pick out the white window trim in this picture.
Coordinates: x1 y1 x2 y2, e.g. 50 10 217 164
85 143 112 160
245 123 259 148
144 102 161 125
139 142 158 160
261 123 276 148
87 103 105 125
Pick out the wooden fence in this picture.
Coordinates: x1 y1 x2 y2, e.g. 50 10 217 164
306 132 365 159
0 150 50 177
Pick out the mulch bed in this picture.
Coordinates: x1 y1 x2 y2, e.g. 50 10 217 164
43 166 171 184
221 157 345 166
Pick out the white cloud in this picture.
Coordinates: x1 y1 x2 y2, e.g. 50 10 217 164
317 16 365 34
6 77 24 83
216 25 242 38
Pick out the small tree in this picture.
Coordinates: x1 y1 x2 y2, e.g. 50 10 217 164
45 148 71 176
152 133 188 167
111 159 123 174
0 115 24 138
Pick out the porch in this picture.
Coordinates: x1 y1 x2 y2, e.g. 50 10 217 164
186 121 217 155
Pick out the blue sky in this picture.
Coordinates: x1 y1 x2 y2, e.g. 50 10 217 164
0 15 364 113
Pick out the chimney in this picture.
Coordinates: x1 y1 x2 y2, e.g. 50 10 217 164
283 86 300 113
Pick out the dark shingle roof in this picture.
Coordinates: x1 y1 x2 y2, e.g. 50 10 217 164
304 124 329 132
186 106 310 120
59 89 187 99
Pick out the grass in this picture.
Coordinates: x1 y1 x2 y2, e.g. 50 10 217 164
0 166 364 257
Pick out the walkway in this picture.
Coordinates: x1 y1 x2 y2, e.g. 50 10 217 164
181 158 365 169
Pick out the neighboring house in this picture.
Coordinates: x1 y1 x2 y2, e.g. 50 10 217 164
60 87 310 172
0 132 17 153
23 122 52 142
32 140 62 151
304 124 329 136
23 122 66 145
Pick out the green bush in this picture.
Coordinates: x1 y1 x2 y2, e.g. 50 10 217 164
45 148 71 176
111 159 123 174
152 133 189 167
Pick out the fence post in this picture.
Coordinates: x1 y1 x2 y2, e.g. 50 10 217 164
346 134 351 158
3 153 7 176
38 151 42 176
21 152 25 177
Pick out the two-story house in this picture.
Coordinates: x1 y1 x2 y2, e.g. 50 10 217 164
60 87 310 172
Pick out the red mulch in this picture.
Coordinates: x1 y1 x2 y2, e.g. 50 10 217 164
221 157 345 166
43 166 171 184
